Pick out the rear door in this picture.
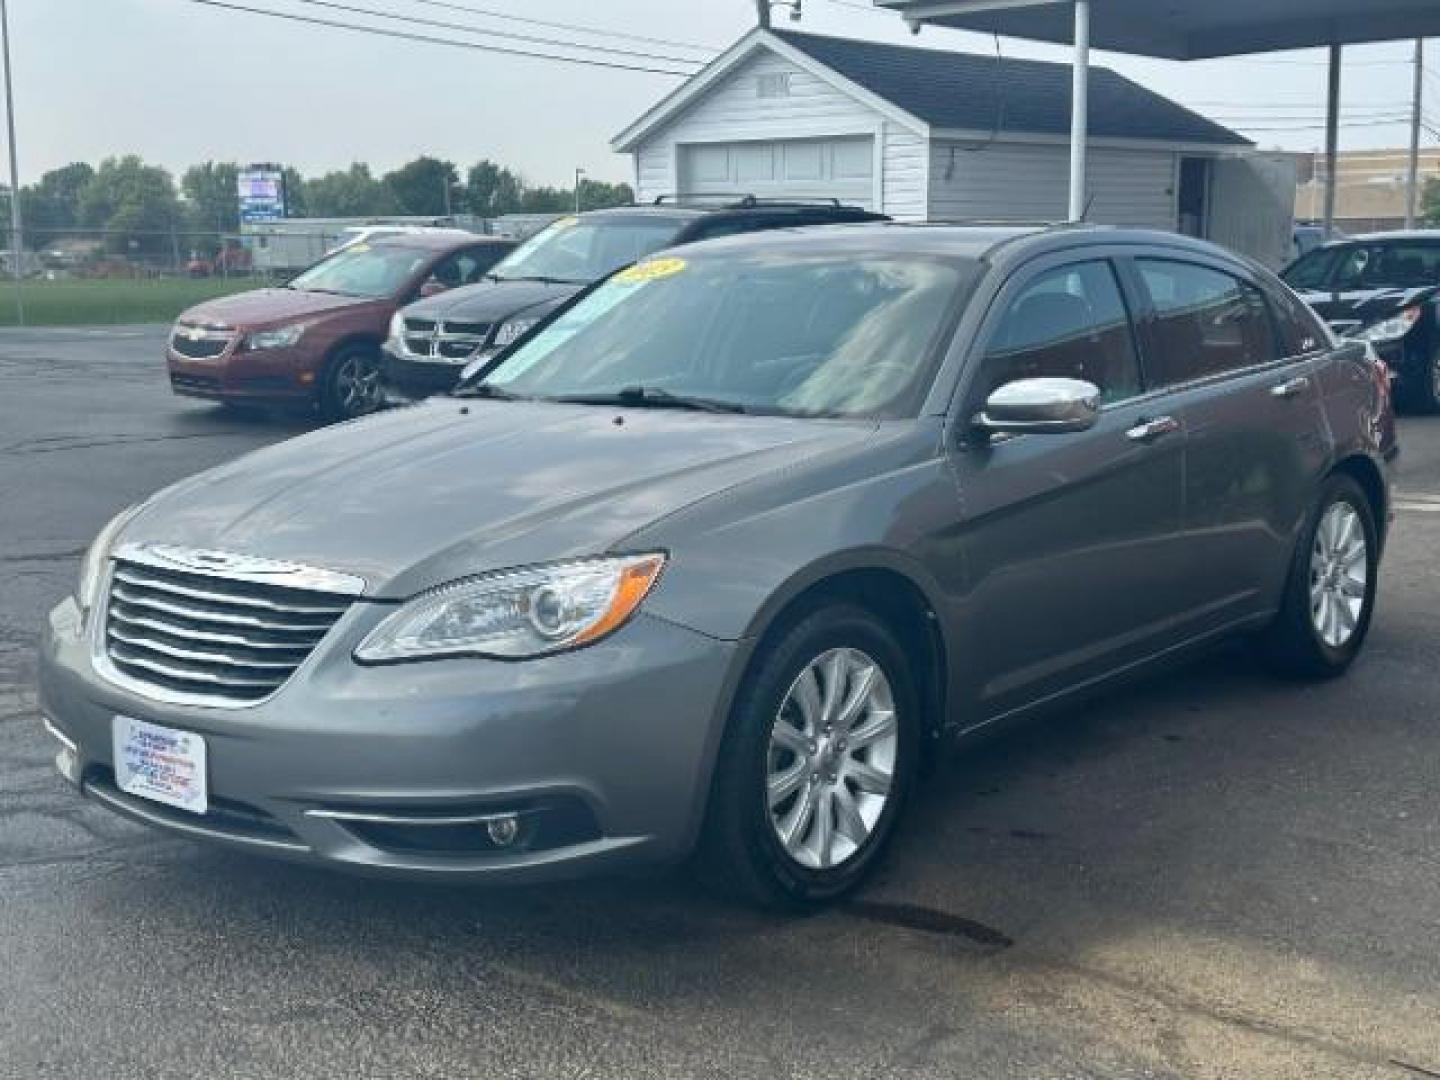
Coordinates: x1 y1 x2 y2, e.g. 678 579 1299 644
1126 254 1329 631
948 254 1189 717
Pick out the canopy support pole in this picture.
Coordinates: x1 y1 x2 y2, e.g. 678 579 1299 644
1323 43 1341 238
1068 0 1090 222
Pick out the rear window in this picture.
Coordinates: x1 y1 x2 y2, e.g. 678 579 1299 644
490 215 687 285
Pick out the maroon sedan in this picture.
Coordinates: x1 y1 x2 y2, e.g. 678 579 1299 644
167 233 516 421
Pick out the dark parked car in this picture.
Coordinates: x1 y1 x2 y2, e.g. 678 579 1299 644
167 233 516 421
42 225 1394 908
1283 230 1440 412
380 198 887 403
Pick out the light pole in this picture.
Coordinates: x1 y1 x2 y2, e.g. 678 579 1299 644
574 168 586 214
0 0 22 325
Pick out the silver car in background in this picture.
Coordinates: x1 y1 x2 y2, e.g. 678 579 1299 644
39 225 1396 908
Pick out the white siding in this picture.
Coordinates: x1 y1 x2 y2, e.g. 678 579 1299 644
629 49 928 218
928 140 1178 229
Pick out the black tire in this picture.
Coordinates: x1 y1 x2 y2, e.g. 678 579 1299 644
695 603 920 910
1261 475 1379 679
318 343 385 423
1397 347 1440 414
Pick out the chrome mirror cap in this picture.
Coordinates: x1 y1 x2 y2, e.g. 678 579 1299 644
975 377 1102 435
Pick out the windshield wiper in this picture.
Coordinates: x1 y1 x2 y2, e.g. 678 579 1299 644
495 274 584 286
452 382 530 401
552 386 747 414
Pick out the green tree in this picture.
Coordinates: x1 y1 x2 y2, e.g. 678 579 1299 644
1423 176 1440 226
464 159 524 216
181 161 240 252
303 164 400 218
77 156 182 258
16 162 95 249
281 166 308 218
580 180 635 210
384 156 461 216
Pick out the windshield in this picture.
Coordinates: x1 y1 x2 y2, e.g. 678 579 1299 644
289 243 429 298
1284 242 1440 291
479 251 973 419
489 215 687 284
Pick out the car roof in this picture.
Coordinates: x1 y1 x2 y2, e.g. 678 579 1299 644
1339 230 1440 243
369 232 515 252
576 200 881 222
656 221 1245 267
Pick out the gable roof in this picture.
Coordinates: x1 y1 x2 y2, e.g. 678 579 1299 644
772 30 1249 146
612 28 1249 152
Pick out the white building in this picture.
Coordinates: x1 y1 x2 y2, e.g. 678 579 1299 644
613 29 1295 265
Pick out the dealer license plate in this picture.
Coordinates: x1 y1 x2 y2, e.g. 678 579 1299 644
112 716 208 815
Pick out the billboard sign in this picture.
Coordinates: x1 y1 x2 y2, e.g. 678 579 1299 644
237 165 287 223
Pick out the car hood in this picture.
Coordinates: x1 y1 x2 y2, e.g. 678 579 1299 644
119 399 876 598
180 288 383 329
1296 284 1439 333
403 279 582 324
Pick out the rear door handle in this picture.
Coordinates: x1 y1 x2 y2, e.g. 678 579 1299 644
1125 416 1181 443
1271 375 1311 400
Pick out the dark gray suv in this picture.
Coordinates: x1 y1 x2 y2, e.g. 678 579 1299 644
38 225 1396 908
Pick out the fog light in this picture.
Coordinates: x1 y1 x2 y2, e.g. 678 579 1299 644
42 717 81 785
486 814 520 847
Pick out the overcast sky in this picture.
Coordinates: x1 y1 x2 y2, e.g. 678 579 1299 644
11 0 1438 187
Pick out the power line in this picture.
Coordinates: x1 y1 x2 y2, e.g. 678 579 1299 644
400 0 719 54
281 0 707 66
168 0 698 75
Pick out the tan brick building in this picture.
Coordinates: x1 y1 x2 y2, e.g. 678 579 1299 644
1294 148 1440 232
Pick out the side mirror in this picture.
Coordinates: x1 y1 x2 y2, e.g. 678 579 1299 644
974 377 1101 436
419 278 450 298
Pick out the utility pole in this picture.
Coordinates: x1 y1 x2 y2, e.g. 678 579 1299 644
756 0 770 28
574 168 586 214
442 172 453 218
1323 44 1342 238
0 0 22 325
1406 38 1424 230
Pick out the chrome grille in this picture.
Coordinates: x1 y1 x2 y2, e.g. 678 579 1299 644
102 560 354 704
171 323 235 360
401 318 493 363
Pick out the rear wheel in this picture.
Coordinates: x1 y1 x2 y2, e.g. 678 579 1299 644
1262 475 1378 679
319 343 385 422
696 603 919 909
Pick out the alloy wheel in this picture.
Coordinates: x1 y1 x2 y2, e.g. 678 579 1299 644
766 647 898 871
1309 502 1368 649
335 353 383 417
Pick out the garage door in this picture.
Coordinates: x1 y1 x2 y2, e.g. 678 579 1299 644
678 136 874 207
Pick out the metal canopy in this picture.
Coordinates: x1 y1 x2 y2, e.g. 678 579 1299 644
878 0 1440 234
876 0 1440 60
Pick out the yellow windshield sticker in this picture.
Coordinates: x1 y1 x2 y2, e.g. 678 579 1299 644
347 243 370 253
552 215 579 229
616 257 687 284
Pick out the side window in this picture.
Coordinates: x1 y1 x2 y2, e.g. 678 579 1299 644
463 244 510 280
1137 260 1279 386
1267 285 1326 356
982 260 1142 404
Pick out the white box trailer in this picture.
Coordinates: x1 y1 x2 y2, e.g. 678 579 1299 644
242 216 490 274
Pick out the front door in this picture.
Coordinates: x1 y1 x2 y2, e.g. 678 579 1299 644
947 256 1189 720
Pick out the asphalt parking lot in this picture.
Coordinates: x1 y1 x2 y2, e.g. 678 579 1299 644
3 324 1440 1079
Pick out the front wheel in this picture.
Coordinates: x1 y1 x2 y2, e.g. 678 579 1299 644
696 604 920 910
319 344 385 422
1261 475 1378 679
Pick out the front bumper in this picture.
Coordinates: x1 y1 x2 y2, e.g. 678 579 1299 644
167 343 318 405
38 595 738 884
381 347 491 404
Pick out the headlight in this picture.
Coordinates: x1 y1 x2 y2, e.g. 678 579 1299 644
355 553 666 662
492 317 539 348
1352 306 1421 344
242 322 306 351
77 505 141 621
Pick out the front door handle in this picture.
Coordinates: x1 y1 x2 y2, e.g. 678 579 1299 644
1271 375 1311 400
1125 416 1181 443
